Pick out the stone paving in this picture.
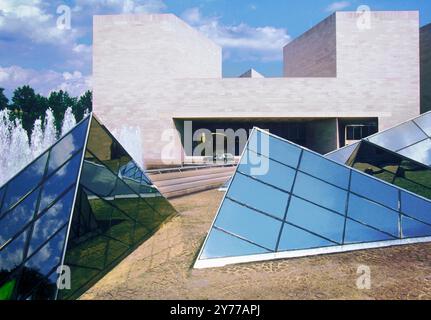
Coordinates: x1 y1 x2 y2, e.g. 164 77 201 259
81 189 431 300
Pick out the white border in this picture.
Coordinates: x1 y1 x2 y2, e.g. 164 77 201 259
194 236 431 269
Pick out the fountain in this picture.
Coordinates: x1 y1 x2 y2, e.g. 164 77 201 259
0 107 77 187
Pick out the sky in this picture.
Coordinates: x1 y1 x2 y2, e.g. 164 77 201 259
0 0 430 98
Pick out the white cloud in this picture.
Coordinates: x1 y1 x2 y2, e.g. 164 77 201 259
0 65 91 97
73 0 166 14
325 1 351 12
181 7 290 62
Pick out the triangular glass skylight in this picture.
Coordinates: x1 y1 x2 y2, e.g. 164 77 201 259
194 128 431 269
0 114 177 300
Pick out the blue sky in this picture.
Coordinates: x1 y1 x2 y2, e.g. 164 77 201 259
0 0 430 97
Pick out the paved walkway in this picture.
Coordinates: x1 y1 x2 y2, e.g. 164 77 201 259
81 190 431 300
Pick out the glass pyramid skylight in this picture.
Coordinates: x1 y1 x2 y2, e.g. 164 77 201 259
0 114 177 300
327 111 431 166
194 128 431 269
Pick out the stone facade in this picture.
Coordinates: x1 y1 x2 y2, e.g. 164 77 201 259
94 11 420 168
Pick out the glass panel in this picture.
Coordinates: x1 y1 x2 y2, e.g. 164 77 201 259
367 121 427 151
401 191 431 224
278 223 335 251
0 230 29 284
227 173 288 219
347 194 399 237
398 139 431 166
413 112 431 136
0 187 40 249
39 152 82 212
350 141 400 174
238 155 296 192
18 228 66 300
47 117 89 175
300 150 350 189
108 207 134 246
0 278 16 300
1 153 48 215
80 158 118 197
200 228 269 259
399 159 431 188
293 172 347 214
28 188 75 256
344 218 395 244
215 198 282 250
22 270 58 300
134 198 157 233
248 130 301 168
401 215 431 238
105 238 129 267
286 196 344 243
350 171 398 210
325 142 359 164
394 178 431 201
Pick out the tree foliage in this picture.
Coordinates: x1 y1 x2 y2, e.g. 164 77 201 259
1 86 92 137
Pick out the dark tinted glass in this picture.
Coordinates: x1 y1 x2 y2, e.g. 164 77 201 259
200 228 269 259
293 172 347 214
227 173 289 219
278 223 334 251
367 121 427 151
286 196 344 243
1 153 48 215
344 219 395 244
401 191 431 224
347 194 398 237
0 187 40 249
47 117 89 176
350 171 398 210
300 150 350 189
215 199 282 250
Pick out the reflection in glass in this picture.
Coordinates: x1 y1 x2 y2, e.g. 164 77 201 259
0 230 29 285
300 150 350 189
401 191 431 224
215 199 282 250
238 153 296 192
286 196 344 243
367 121 427 152
227 173 288 219
39 152 82 212
348 194 398 237
18 228 67 300
413 113 431 136
1 153 48 216
278 223 334 251
325 142 359 164
47 117 89 176
350 171 398 210
401 215 431 238
28 188 75 255
293 172 347 214
200 228 269 259
248 130 301 168
0 187 40 248
398 139 431 166
344 219 395 244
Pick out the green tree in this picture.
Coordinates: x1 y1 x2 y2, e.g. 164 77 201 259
11 85 44 136
73 90 92 121
48 90 77 136
0 88 8 110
